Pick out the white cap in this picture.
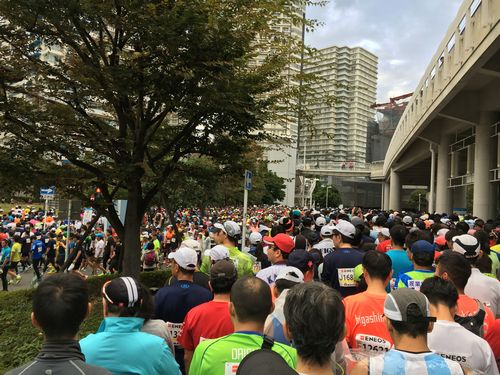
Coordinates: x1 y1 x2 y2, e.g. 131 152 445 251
212 221 241 237
168 247 198 270
275 266 304 283
320 225 333 237
437 228 449 237
181 239 202 252
379 228 390 238
315 216 326 227
332 219 356 239
249 232 262 245
402 216 413 225
204 245 230 262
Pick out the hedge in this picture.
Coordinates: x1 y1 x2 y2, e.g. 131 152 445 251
0 269 171 373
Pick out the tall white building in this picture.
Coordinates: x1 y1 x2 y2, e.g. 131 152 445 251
263 2 304 206
300 46 378 170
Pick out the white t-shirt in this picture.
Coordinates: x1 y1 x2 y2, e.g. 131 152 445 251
313 238 335 258
94 239 105 258
464 268 500 318
256 263 287 285
428 320 498 375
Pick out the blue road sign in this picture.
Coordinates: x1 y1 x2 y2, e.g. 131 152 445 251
245 170 253 191
40 186 55 198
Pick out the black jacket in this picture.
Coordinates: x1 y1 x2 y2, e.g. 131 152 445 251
6 339 111 375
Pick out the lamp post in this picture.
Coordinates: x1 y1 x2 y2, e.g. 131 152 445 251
325 185 331 208
418 193 421 212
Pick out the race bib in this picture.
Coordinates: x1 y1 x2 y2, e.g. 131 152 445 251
356 334 392 354
407 279 423 291
224 362 239 375
166 322 184 347
338 268 355 287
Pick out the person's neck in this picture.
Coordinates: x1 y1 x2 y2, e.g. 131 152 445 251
176 273 193 282
223 241 235 249
273 258 285 265
234 321 264 334
213 293 230 302
366 279 388 295
296 357 333 375
432 304 455 322
395 335 430 353
338 244 352 248
391 245 404 250
413 264 431 271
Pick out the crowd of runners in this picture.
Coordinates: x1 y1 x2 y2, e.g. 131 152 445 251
2 204 500 374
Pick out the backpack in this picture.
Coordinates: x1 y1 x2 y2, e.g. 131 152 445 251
236 336 298 375
144 250 156 267
454 299 485 337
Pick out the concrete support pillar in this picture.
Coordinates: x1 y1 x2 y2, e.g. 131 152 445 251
497 135 500 168
436 136 451 213
389 168 400 211
383 181 390 210
473 112 494 219
466 145 474 175
429 146 437 213
450 151 457 178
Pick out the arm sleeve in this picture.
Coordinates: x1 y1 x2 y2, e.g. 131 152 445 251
188 345 204 375
157 343 181 375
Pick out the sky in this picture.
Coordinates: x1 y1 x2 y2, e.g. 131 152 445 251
306 0 463 102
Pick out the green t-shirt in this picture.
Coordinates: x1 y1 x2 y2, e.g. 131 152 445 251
189 333 297 375
200 246 253 278
397 269 435 290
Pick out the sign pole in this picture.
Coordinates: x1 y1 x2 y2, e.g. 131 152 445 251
43 198 48 230
65 200 71 262
241 170 252 251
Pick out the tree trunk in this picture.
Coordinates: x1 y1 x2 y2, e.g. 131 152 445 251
121 186 143 278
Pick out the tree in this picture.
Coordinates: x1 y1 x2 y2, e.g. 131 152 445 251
407 190 428 211
312 184 341 208
0 1 321 276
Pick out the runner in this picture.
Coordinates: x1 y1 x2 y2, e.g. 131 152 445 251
343 251 393 354
256 233 295 285
178 259 237 372
313 225 335 258
188 277 297 375
386 225 412 290
420 276 498 375
321 219 364 297
396 240 435 290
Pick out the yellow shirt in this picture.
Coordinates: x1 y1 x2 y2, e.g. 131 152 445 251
11 243 21 262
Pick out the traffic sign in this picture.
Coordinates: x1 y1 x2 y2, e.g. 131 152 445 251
244 170 253 191
40 186 55 199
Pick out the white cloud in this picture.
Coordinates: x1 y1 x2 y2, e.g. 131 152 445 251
306 0 463 101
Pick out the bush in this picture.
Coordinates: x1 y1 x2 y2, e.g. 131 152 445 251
0 269 171 373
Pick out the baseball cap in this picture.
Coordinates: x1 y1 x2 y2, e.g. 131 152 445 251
181 238 202 253
410 240 436 254
351 216 364 227
263 233 295 254
451 234 481 259
402 216 413 225
379 228 390 238
436 228 449 237
320 225 333 237
209 221 241 237
315 216 326 227
279 217 294 232
168 247 198 270
384 288 436 322
102 277 142 308
204 245 230 262
287 249 319 270
275 266 304 283
332 219 356 239
249 232 263 245
210 259 237 280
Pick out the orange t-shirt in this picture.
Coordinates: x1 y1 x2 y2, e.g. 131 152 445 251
343 291 393 354
457 294 497 352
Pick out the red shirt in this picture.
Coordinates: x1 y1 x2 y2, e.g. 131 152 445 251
178 300 234 351
343 291 393 353
376 239 392 253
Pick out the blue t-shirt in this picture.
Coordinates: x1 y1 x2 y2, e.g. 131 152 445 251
154 280 212 373
321 247 364 297
31 240 46 260
386 249 413 290
1 246 11 265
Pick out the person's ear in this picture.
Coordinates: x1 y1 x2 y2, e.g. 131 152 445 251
384 316 393 334
102 297 109 317
427 321 434 333
272 285 279 299
31 312 41 330
229 302 236 321
283 322 292 342
208 281 214 293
